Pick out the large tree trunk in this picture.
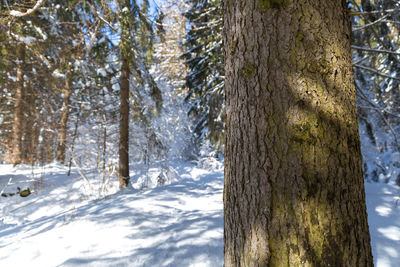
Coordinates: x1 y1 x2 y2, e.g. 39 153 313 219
223 1 373 266
56 74 71 163
10 44 25 165
118 0 132 187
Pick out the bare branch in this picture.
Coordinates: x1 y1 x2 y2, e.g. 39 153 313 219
3 0 10 10
8 0 47 17
382 19 400 25
355 83 400 148
131 1 152 33
353 56 371 65
349 8 400 16
352 45 400 56
94 11 118 32
352 14 389 31
353 64 400 81
66 144 94 191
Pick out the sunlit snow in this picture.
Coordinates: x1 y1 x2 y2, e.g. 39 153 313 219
0 160 223 267
0 160 399 266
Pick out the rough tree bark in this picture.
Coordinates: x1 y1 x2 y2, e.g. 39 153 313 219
56 74 71 163
223 0 373 266
10 43 25 165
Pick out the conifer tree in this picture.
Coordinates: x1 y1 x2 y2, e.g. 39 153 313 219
118 0 133 187
184 0 224 153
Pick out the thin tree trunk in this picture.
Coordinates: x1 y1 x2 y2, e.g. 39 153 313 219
32 112 40 165
23 78 35 165
102 125 107 175
97 133 101 169
67 118 79 176
223 0 373 266
10 44 25 165
56 75 72 163
119 53 130 187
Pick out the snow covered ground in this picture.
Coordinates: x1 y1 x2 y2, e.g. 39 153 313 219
0 160 223 267
0 160 399 267
365 182 400 267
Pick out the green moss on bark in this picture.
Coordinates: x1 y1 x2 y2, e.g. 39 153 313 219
242 61 255 78
259 0 289 10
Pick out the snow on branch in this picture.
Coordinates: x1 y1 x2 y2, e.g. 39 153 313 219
8 0 46 17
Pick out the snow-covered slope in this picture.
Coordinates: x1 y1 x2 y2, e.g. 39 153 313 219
1 160 399 267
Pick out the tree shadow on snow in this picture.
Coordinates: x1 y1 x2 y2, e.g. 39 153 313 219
1 165 224 266
365 183 400 265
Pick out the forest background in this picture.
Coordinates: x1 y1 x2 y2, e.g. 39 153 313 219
0 0 398 186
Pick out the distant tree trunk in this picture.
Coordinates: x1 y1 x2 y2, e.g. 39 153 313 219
39 78 57 165
223 0 373 266
56 74 71 163
119 54 130 187
31 112 41 164
68 118 79 176
23 79 35 165
102 124 107 174
10 43 25 165
118 1 132 187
